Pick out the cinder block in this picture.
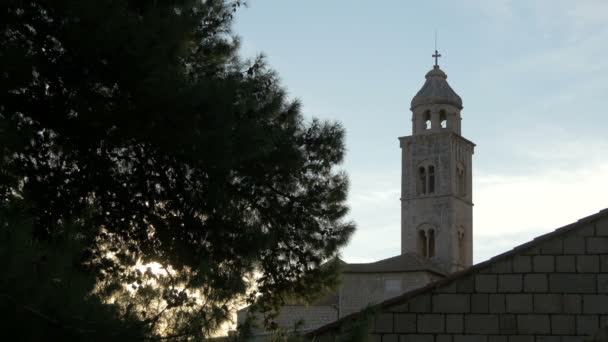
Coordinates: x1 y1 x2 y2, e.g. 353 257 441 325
453 336 487 342
533 293 562 313
505 294 533 313
464 314 499 334
437 281 458 293
409 294 431 312
373 313 393 333
394 313 416 333
522 246 540 255
523 274 547 292
471 294 488 313
563 236 585 254
389 302 409 312
560 337 587 342
456 276 475 293
549 274 596 293
577 315 599 335
383 334 398 342
499 314 517 334
517 314 550 334
587 237 608 254
551 314 575 335
399 334 433 342
446 314 463 333
488 337 507 342
535 337 560 342
556 255 576 272
417 314 445 333
507 335 534 342
475 274 497 293
512 255 532 273
574 224 596 237
489 294 505 313
498 274 522 293
491 259 513 273
583 294 608 314
601 255 608 272
436 335 452 342
596 217 608 236
533 255 554 272
432 294 470 313
563 294 582 313
539 238 563 254
599 274 608 294
577 255 600 273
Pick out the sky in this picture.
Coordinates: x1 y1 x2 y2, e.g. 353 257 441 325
233 1 608 264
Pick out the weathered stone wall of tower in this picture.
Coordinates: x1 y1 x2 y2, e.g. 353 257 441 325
400 132 474 272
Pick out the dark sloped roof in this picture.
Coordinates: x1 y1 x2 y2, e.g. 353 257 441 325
342 252 446 276
308 207 608 337
411 65 463 109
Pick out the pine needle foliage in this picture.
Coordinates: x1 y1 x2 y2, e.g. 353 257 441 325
1 0 354 339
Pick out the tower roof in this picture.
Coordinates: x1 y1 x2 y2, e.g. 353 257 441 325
411 65 462 109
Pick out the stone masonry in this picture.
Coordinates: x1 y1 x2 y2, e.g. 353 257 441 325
309 208 608 341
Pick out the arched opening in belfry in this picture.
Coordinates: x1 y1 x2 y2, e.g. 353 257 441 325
418 230 427 256
439 110 447 128
424 111 431 130
428 165 435 194
417 166 427 195
428 229 435 257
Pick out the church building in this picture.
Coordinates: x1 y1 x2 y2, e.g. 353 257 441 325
237 51 474 336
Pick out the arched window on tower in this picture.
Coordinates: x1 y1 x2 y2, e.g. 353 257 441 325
428 229 435 257
424 111 431 130
418 230 427 257
457 227 465 265
457 164 466 197
440 110 447 129
428 165 435 194
416 164 437 196
417 167 427 195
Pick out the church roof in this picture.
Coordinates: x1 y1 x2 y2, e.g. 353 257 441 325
342 252 446 275
411 65 463 109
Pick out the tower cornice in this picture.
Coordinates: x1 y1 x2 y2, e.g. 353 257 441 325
399 131 476 150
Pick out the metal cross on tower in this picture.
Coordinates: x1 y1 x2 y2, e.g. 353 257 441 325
432 49 442 67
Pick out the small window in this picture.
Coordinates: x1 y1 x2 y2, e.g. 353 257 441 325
428 165 435 194
385 279 402 294
428 229 435 257
440 110 447 128
457 164 466 197
418 230 427 256
458 227 465 264
417 167 427 195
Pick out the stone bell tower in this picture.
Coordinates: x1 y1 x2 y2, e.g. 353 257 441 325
400 51 475 273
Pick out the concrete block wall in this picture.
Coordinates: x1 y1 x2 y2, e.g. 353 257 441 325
312 212 608 341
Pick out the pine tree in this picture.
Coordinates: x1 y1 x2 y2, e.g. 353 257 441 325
1 0 354 338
